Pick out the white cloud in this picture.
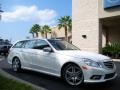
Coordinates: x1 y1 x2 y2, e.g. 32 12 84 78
2 5 57 25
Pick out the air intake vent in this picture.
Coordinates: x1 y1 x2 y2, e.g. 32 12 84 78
104 61 114 69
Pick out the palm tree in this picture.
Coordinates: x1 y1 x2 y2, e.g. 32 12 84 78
58 16 72 41
68 18 72 32
42 25 51 38
30 24 40 38
29 29 35 38
39 26 44 38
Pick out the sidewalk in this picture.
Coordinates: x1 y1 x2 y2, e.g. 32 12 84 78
113 59 120 62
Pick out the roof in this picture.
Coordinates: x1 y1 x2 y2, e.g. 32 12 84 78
30 38 62 41
15 38 62 42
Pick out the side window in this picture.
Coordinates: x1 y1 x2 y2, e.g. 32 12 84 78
13 41 24 48
34 40 50 50
24 40 36 49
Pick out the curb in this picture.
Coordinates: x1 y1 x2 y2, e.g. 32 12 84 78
113 59 120 62
0 69 47 90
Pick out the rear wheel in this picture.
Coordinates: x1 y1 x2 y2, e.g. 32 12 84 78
12 58 21 72
62 64 84 86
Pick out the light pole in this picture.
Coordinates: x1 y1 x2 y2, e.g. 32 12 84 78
0 4 3 20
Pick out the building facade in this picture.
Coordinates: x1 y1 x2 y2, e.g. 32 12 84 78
38 26 72 42
72 0 120 53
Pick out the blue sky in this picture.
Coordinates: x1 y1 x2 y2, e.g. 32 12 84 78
0 0 71 43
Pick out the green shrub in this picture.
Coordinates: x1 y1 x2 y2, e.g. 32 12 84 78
102 43 120 59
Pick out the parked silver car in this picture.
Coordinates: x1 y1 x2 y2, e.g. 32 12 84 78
8 39 117 86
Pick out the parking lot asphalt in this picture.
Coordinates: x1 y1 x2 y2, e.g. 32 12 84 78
0 56 5 61
0 56 120 90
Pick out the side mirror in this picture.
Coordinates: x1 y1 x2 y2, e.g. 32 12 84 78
43 47 52 52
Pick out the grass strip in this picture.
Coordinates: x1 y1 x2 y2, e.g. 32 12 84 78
0 74 34 90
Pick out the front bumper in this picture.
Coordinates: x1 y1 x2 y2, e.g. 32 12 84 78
83 66 117 83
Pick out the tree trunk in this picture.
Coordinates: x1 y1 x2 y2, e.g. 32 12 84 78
45 31 47 38
36 32 38 37
32 33 34 38
65 26 68 41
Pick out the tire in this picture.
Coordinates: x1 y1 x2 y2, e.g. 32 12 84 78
62 64 84 86
12 58 21 72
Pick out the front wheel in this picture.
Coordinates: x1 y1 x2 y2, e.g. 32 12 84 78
62 64 84 86
12 58 21 72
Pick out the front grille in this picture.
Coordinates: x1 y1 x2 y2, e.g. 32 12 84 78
104 73 115 79
104 61 114 69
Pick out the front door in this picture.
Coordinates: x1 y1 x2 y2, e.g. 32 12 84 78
32 40 60 74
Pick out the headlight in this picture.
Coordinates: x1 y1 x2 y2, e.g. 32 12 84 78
83 58 103 68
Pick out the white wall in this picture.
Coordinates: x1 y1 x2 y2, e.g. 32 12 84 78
72 0 100 53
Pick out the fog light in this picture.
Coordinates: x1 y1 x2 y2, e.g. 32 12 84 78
90 75 102 80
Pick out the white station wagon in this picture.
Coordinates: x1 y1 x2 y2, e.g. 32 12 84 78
8 39 117 86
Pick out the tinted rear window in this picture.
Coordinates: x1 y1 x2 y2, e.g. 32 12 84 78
13 41 27 48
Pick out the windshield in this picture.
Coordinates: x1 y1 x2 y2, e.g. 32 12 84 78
48 39 80 50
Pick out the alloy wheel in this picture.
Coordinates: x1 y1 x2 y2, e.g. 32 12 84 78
12 58 21 72
64 64 83 86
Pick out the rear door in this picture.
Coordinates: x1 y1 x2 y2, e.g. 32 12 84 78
21 40 36 69
8 41 25 64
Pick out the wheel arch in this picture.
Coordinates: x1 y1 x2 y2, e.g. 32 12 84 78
12 56 18 60
12 56 21 63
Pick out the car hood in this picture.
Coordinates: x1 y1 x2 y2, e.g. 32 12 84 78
56 50 111 62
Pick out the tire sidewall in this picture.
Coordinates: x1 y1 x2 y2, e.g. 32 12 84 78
12 58 21 72
62 64 84 86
